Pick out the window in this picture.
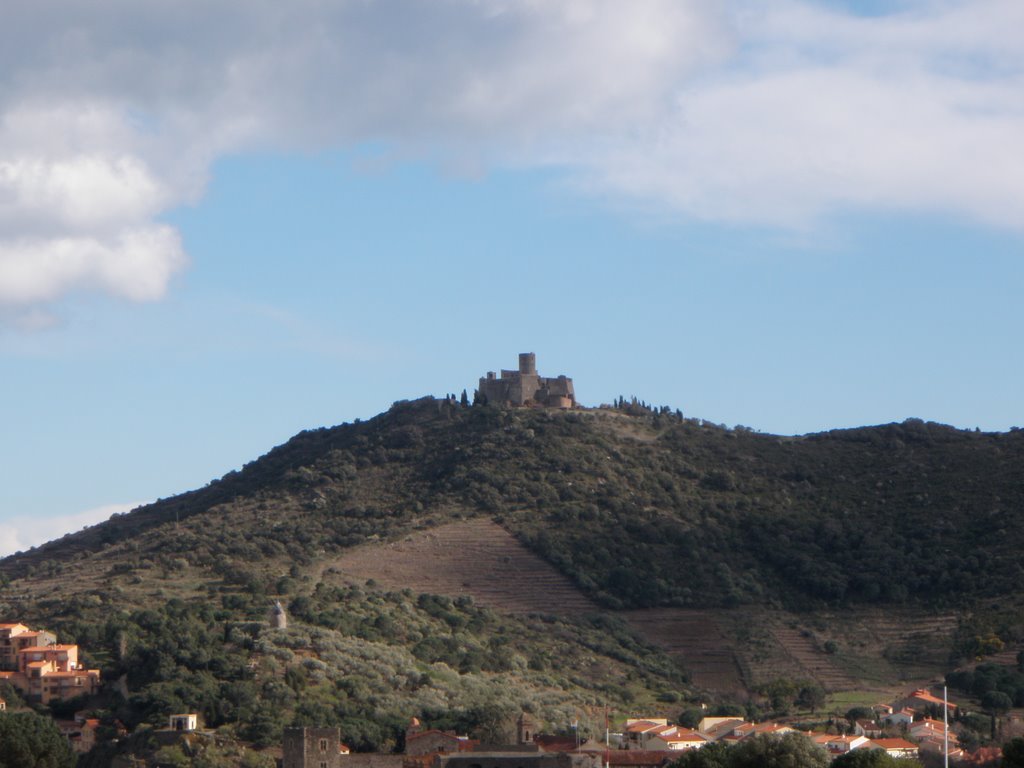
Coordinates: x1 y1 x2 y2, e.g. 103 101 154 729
320 739 328 752
320 763 328 768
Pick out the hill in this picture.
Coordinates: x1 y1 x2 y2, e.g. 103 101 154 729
10 399 1024 611
2 397 1024 756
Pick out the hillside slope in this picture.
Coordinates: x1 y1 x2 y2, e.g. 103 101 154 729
7 398 1022 612
1 397 1023 754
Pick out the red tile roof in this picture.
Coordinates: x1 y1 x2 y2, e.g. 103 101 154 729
407 729 463 743
626 721 660 734
534 736 579 752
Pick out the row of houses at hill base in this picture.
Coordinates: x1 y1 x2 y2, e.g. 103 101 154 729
284 686 1004 768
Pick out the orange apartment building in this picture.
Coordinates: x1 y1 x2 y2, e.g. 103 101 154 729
0 622 101 704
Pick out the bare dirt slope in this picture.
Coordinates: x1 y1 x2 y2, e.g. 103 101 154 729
325 517 600 615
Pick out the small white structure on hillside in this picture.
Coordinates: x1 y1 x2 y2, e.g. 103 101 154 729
169 714 198 732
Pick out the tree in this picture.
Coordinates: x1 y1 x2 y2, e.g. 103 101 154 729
677 706 704 729
759 678 799 715
670 741 731 768
0 711 76 768
1003 737 1024 768
845 707 875 725
796 683 826 713
982 690 1012 715
832 749 921 768
460 389 469 407
729 733 829 768
154 745 191 767
710 704 745 718
982 690 1013 739
240 752 277 768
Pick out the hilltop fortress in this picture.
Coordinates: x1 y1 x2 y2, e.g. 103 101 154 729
477 353 575 409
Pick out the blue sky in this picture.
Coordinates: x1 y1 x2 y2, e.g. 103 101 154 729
1 0 1022 553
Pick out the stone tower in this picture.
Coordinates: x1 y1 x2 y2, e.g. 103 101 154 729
283 727 344 768
517 712 536 745
270 600 288 629
477 353 575 408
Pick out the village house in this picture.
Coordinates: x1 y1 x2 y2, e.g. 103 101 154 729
897 689 958 716
0 622 100 704
853 720 883 738
881 708 915 728
534 736 605 755
867 738 919 760
696 718 745 742
433 751 592 768
908 717 951 741
646 729 707 751
56 718 100 754
823 734 869 757
720 722 794 744
404 718 474 757
400 716 483 768
623 719 668 749
0 624 55 668
632 723 688 750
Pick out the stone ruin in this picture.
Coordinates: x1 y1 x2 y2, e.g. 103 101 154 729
270 600 288 629
477 353 575 409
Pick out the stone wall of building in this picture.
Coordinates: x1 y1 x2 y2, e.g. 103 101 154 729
435 752 589 768
477 354 575 409
284 727 345 768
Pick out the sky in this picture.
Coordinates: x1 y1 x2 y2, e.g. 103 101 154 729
1 0 1023 555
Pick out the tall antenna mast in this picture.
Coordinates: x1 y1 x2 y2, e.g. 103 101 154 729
943 685 949 768
605 706 610 768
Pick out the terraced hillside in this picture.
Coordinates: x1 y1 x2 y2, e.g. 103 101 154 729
621 608 747 694
323 518 774 694
325 517 599 615
769 623 860 691
323 520 960 696
855 611 961 681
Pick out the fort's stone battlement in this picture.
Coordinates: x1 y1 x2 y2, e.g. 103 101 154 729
477 353 575 409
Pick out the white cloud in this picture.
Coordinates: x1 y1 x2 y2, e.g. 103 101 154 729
0 227 186 304
0 0 1022 324
0 502 143 557
571 1 1024 228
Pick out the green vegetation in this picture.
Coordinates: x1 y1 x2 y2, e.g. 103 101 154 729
7 401 1024 614
670 733 830 768
947 662 1024 706
14 584 687 755
832 751 921 768
3 398 1024 759
1004 737 1024 768
0 711 75 768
